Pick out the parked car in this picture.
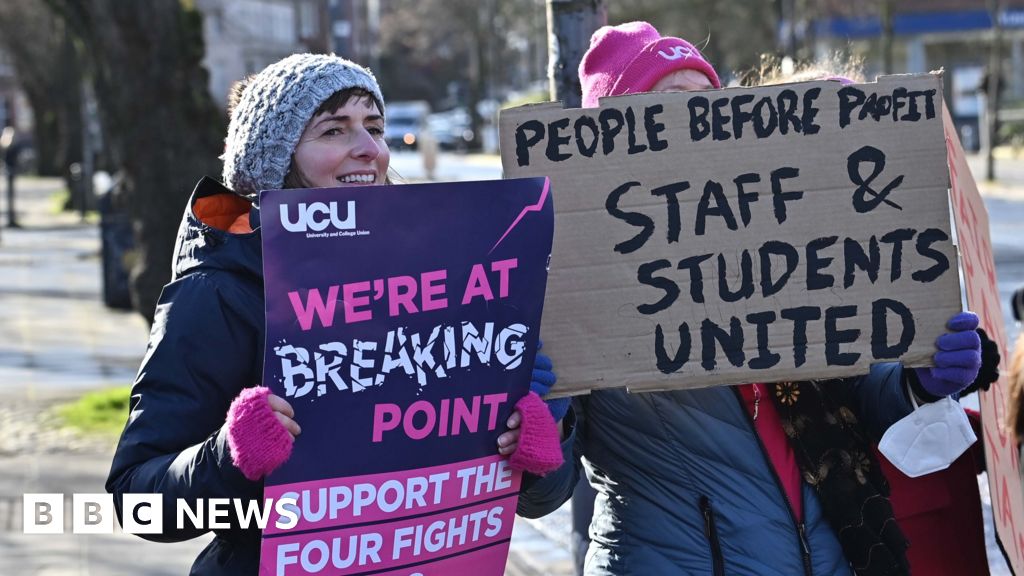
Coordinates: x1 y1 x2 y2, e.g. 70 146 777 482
426 108 474 151
385 101 430 150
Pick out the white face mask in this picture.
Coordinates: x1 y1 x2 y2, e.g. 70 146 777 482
877 395 977 478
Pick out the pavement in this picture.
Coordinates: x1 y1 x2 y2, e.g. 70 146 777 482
1 149 1023 575
0 176 212 575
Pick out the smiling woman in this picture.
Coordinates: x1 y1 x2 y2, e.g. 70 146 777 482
286 88 391 189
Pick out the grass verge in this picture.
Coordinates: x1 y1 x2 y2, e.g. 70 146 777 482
55 386 131 436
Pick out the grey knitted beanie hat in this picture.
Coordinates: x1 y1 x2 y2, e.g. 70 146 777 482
222 53 384 197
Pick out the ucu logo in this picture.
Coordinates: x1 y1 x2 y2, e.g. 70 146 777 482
657 45 695 61
280 201 356 232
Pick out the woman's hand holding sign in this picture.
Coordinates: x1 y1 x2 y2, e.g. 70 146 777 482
226 386 301 481
912 311 983 399
268 393 303 437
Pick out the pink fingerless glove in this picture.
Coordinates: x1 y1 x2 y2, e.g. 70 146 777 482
508 391 564 475
226 386 293 481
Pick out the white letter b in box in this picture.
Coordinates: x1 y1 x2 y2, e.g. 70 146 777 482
74 494 114 534
23 494 64 534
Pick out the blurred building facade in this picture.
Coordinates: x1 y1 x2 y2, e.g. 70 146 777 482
196 0 334 108
808 0 1024 149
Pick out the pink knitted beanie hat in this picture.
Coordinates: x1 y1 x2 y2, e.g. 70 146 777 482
579 21 721 108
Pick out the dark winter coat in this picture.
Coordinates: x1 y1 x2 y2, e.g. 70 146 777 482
517 366 915 576
107 177 266 575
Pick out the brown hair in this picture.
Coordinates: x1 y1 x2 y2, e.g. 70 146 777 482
226 75 254 119
282 87 391 189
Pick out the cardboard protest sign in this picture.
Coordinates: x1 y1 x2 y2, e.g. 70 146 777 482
257 178 553 576
944 108 1023 572
500 73 962 394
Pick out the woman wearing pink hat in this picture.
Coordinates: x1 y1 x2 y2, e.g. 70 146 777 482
516 21 987 576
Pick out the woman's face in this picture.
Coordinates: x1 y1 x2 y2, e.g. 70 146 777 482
292 96 390 187
650 69 714 93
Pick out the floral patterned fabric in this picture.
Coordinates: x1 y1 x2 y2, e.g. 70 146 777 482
771 380 910 576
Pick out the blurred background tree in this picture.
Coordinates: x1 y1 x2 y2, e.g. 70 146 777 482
607 0 779 80
375 0 782 121
0 1 84 181
47 0 225 323
377 0 546 149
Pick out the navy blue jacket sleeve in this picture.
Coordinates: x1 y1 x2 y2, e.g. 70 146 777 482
844 362 915 442
106 273 263 542
516 399 584 518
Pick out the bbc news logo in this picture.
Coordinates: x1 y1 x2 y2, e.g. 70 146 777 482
22 494 298 534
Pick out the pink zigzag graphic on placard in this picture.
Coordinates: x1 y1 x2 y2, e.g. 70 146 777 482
489 179 550 255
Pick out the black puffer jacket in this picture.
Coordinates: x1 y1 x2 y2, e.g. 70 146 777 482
107 177 266 574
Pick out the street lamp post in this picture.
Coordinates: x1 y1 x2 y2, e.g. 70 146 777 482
545 6 605 572
1 126 18 229
986 0 1005 181
546 0 606 108
5 164 13 228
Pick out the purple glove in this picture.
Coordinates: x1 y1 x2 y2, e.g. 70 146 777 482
914 312 982 398
531 340 570 421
